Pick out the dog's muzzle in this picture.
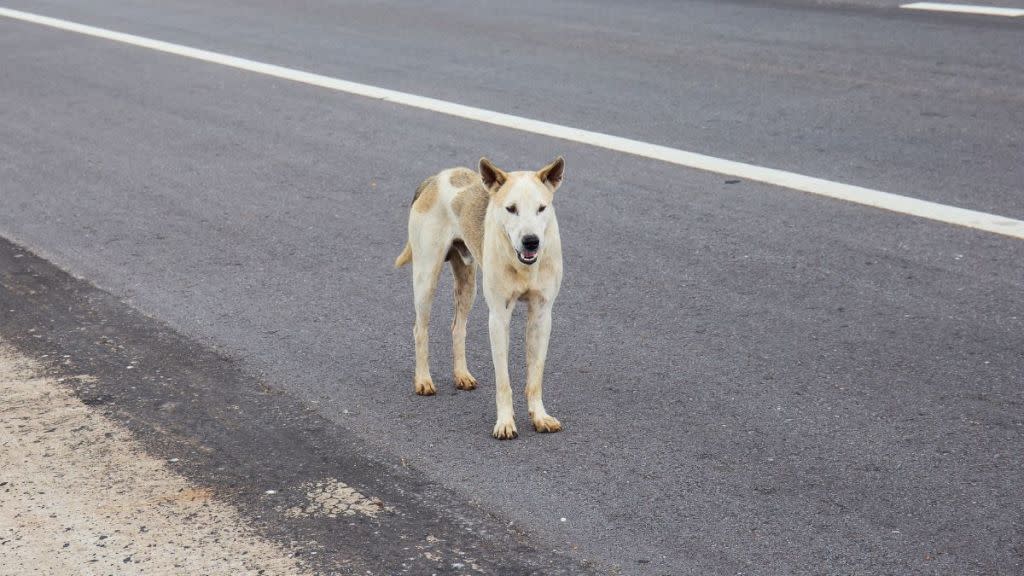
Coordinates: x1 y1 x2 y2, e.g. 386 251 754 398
517 235 540 265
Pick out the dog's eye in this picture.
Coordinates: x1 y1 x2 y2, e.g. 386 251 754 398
506 205 518 215
538 205 547 213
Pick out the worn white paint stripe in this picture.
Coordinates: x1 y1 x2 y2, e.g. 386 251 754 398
900 3 1024 17
2 7 1023 241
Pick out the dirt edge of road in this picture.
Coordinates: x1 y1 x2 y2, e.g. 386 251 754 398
0 235 600 575
0 342 311 575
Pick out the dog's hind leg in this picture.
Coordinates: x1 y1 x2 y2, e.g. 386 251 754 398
450 253 478 391
526 300 562 433
412 241 446 396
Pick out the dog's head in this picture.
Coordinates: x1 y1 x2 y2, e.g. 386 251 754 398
479 156 564 266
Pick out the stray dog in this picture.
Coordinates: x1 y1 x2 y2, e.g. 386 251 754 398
395 157 566 439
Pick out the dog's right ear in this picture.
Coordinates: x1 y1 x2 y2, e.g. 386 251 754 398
479 158 508 194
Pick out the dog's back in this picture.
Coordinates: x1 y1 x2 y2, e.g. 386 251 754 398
395 167 487 268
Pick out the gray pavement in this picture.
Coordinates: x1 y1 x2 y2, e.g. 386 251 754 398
2 0 1022 218
1 1 1022 574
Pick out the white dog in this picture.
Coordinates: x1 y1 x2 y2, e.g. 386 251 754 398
395 157 566 439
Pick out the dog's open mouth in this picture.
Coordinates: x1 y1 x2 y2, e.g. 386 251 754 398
517 250 538 265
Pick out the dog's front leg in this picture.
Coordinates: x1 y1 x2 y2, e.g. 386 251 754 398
526 300 562 433
488 303 517 439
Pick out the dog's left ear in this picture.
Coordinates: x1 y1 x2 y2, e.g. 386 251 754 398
537 156 565 192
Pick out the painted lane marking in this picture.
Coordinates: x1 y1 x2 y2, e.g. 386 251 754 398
900 3 1024 17
2 6 1023 241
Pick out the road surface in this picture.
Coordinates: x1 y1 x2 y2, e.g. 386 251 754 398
1 1 1022 574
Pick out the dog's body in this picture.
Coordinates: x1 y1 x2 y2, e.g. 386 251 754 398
395 157 566 439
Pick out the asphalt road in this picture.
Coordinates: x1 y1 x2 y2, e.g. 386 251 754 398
1 1 1022 574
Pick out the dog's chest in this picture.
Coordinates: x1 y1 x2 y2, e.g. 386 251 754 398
501 257 561 303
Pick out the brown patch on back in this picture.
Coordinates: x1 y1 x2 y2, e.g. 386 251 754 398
449 168 478 189
451 181 490 260
412 175 438 213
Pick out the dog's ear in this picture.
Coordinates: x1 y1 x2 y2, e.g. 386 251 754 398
537 156 565 192
479 157 508 193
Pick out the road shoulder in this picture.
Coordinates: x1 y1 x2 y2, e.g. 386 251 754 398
0 342 311 574
0 235 596 575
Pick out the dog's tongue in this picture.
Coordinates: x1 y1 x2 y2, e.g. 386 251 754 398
522 250 537 259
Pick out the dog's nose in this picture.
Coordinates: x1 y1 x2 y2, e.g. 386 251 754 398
522 235 540 251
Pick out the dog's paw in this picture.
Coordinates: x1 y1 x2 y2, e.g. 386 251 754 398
414 378 437 396
492 418 518 440
532 414 563 433
453 371 477 391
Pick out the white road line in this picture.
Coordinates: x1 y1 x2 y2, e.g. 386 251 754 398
2 7 1023 241
900 2 1024 17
